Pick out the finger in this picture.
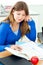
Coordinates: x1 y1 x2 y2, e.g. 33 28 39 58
14 47 21 51
15 45 22 50
14 46 22 51
17 46 22 50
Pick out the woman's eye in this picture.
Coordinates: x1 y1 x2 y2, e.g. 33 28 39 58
17 14 20 15
17 13 25 16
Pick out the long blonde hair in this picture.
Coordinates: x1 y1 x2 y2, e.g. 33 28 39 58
3 1 30 36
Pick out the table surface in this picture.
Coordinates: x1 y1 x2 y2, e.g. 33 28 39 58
0 54 32 65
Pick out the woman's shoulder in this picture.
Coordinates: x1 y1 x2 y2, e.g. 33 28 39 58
0 20 10 26
0 21 10 30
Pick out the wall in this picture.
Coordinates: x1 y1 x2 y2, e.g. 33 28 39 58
29 5 43 33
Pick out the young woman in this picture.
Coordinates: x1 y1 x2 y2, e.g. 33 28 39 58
0 1 36 52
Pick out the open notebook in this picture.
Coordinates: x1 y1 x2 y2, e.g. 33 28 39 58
5 36 43 60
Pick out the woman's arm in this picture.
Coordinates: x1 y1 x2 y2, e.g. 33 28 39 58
0 45 10 52
25 16 36 41
0 23 10 52
0 45 22 58
27 20 36 41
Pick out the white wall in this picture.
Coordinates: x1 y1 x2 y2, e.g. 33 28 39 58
0 0 43 5
29 5 43 33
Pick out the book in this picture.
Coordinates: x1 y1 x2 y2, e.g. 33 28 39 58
5 36 43 60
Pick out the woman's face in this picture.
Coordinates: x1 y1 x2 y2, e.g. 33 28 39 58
13 10 26 23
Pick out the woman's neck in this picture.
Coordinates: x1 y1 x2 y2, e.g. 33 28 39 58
10 21 19 32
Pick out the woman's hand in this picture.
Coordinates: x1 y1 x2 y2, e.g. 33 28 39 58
25 15 32 21
10 45 22 51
